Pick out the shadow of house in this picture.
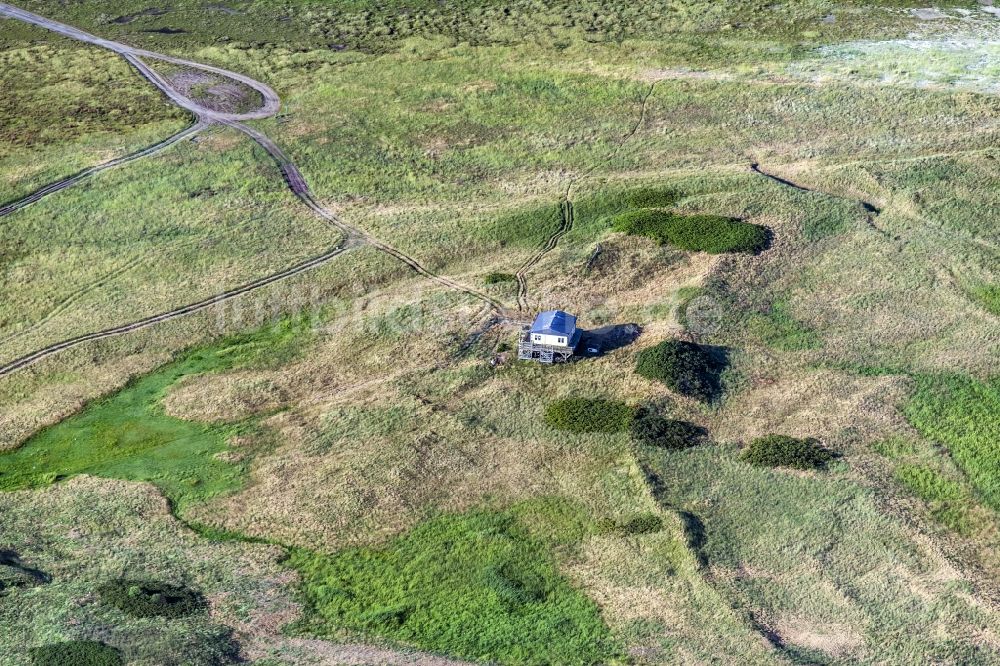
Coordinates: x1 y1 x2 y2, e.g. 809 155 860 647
577 323 642 357
518 313 642 364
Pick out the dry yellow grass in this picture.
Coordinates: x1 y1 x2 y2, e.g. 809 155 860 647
164 371 288 423
708 368 911 445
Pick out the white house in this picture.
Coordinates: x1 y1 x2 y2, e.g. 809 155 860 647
517 310 582 363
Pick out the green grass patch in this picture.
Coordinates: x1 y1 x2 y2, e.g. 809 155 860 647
894 465 964 503
480 202 563 249
894 465 973 534
905 374 1000 512
508 496 597 547
643 444 1000 662
968 284 1000 316
741 434 833 470
566 187 679 237
635 340 727 402
30 640 122 666
611 210 768 254
288 511 620 665
1 479 272 665
0 317 313 511
746 299 821 351
543 398 635 434
98 580 205 619
872 436 920 459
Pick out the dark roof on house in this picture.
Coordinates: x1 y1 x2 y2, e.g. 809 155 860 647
530 310 577 336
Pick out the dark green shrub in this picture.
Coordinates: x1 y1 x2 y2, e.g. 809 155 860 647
484 272 516 284
617 513 663 535
631 411 708 450
618 187 678 210
635 340 727 402
543 398 635 433
741 435 833 470
483 564 545 607
98 579 205 619
596 513 663 536
30 641 122 666
612 209 768 254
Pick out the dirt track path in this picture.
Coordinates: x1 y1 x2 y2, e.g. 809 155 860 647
0 2 502 378
0 247 348 377
513 81 656 312
0 120 207 217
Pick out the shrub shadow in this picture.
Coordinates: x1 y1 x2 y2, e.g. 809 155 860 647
0 549 50 585
698 343 731 404
755 225 775 254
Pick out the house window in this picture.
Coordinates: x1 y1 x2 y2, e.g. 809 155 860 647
533 334 541 342
558 337 566 344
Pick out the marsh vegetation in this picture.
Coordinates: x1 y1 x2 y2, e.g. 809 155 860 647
1 0 999 663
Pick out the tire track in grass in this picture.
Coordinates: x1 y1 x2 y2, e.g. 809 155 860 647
0 179 314 352
228 120 505 312
0 120 207 218
514 198 573 311
0 245 347 378
0 2 505 378
514 82 656 312
0 255 146 348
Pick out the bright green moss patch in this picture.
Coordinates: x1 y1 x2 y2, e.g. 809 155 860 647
741 435 833 470
635 340 727 402
30 640 123 666
611 210 768 254
289 511 620 665
968 284 1000 316
905 375 1000 512
98 580 205 619
543 398 635 434
0 317 312 511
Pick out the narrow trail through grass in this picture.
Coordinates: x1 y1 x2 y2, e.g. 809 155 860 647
0 4 506 379
514 81 657 312
749 161 891 238
0 120 205 217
